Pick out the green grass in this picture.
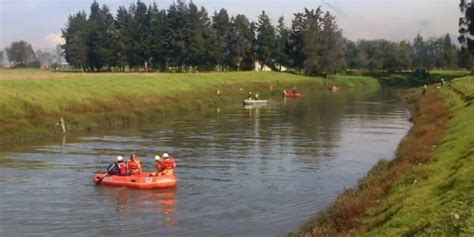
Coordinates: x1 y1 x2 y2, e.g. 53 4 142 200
0 69 380 144
360 78 474 236
297 77 473 236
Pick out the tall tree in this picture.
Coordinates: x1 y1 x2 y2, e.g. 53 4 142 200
398 41 413 70
62 11 88 70
115 6 134 70
86 1 115 71
148 3 167 71
318 11 344 76
274 16 290 70
344 39 360 71
358 40 383 72
256 11 277 70
211 9 231 71
186 2 213 71
302 7 322 76
412 34 428 69
5 40 38 67
459 0 474 53
458 46 472 69
459 0 474 69
288 12 306 72
165 0 189 71
227 14 254 70
441 34 457 68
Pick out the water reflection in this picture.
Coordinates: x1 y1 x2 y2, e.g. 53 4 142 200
96 188 177 228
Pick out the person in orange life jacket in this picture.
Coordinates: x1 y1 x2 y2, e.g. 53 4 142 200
154 155 163 175
159 153 176 175
127 154 142 175
107 156 127 176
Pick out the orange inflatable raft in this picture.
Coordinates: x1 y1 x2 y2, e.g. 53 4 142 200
93 172 177 189
283 92 301 98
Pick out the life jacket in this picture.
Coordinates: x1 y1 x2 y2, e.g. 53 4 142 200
127 159 141 174
155 161 163 172
117 161 127 176
163 158 176 170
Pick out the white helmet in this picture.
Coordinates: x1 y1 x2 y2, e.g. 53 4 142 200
163 153 169 158
117 156 123 161
155 155 161 161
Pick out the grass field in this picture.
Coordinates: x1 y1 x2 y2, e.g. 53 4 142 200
0 69 380 144
298 77 474 236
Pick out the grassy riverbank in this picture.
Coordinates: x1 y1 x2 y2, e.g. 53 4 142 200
0 69 380 144
298 77 474 236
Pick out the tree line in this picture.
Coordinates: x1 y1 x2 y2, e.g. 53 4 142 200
2 0 466 74
344 33 459 72
60 0 344 75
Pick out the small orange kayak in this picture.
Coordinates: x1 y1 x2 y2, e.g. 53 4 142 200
93 172 177 189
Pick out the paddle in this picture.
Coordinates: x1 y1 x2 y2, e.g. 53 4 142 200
95 163 115 185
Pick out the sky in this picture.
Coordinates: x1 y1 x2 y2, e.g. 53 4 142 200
0 0 460 51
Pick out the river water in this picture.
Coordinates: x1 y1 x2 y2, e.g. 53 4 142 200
0 88 411 236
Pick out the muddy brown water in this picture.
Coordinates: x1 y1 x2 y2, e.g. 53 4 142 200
0 88 411 236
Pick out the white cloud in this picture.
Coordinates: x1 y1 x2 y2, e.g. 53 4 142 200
35 33 64 50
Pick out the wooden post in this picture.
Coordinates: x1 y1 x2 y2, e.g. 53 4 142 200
60 117 66 134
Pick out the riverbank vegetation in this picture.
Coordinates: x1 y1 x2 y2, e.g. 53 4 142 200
297 77 474 236
0 69 380 144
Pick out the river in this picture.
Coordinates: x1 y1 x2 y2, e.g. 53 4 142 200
0 87 411 236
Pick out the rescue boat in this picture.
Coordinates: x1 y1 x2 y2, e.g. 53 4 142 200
243 99 268 106
93 172 177 189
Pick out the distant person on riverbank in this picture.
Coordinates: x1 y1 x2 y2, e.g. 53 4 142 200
441 78 446 87
158 153 176 175
330 85 341 92
422 85 428 95
127 154 142 175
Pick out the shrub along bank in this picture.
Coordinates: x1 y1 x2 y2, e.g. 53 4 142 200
0 70 380 145
297 77 474 236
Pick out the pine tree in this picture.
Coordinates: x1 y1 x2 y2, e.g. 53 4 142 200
211 9 231 71
344 39 360 71
412 34 427 69
274 16 290 70
256 11 277 70
227 14 254 70
62 11 88 70
148 3 167 71
86 1 115 71
302 7 322 76
165 0 189 71
288 12 306 72
318 11 344 76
